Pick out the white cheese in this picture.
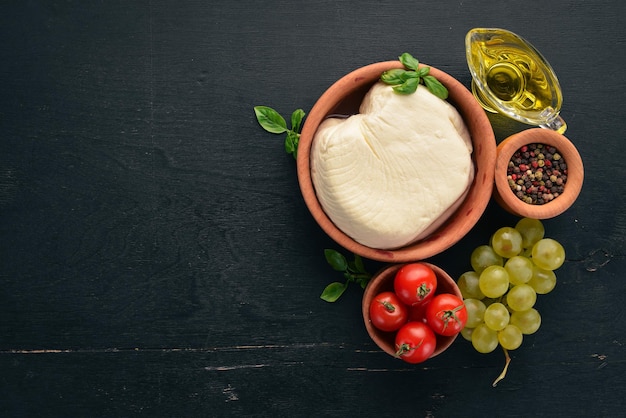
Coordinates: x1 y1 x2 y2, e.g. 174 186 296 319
311 82 474 249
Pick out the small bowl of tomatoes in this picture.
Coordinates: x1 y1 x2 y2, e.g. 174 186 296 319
362 262 466 363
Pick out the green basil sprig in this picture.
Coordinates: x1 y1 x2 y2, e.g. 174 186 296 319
380 52 448 99
254 106 305 159
320 249 371 302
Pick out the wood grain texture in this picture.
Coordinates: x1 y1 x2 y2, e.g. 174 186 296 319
1 0 625 416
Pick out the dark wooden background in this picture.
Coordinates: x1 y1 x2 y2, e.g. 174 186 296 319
1 1 625 416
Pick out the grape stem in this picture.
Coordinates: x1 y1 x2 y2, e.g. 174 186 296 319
492 347 511 387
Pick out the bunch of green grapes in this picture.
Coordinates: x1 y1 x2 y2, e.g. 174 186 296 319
457 218 564 357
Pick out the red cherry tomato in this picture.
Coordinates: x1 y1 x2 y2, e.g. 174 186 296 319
394 322 437 364
369 291 409 332
425 293 468 336
394 263 438 306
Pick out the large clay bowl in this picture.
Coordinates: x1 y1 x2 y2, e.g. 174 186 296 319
297 60 496 262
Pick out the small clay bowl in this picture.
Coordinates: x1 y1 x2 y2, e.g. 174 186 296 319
494 128 584 219
296 61 496 263
361 262 462 360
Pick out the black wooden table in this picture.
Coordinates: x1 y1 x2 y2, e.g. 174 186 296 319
1 1 625 416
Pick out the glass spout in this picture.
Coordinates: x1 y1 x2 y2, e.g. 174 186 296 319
539 110 567 134
466 28 566 134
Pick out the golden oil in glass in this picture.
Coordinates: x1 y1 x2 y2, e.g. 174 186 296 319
466 28 566 134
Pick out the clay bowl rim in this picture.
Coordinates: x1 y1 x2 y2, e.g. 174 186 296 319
361 262 462 359
494 128 584 219
296 60 496 263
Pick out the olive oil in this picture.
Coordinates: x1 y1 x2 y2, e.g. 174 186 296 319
466 28 566 133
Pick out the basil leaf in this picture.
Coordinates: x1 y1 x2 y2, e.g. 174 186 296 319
320 282 347 302
353 254 366 273
400 70 419 81
423 75 449 99
417 67 430 77
381 53 448 99
380 68 406 85
324 249 348 271
392 77 419 94
291 108 305 133
285 131 299 158
254 106 288 134
399 52 419 71
320 250 370 302
347 255 365 274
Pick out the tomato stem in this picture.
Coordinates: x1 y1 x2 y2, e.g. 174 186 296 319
441 305 464 332
416 283 432 301
492 347 511 387
380 300 396 313
395 340 423 358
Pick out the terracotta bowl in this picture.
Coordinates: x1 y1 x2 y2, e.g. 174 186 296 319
296 61 496 263
362 262 462 360
494 128 584 219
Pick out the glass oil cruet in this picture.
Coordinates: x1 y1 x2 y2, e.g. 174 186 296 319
466 28 567 134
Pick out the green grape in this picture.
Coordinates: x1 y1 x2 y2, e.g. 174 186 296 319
504 256 534 285
460 327 474 341
470 245 503 274
498 325 523 350
528 265 557 294
515 217 545 249
461 219 556 359
478 266 510 298
483 302 510 331
458 271 485 299
532 238 566 270
510 308 541 335
471 324 499 353
505 284 537 312
491 227 523 258
464 298 486 328
481 297 499 308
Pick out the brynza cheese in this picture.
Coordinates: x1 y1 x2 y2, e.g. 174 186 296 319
311 82 474 249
